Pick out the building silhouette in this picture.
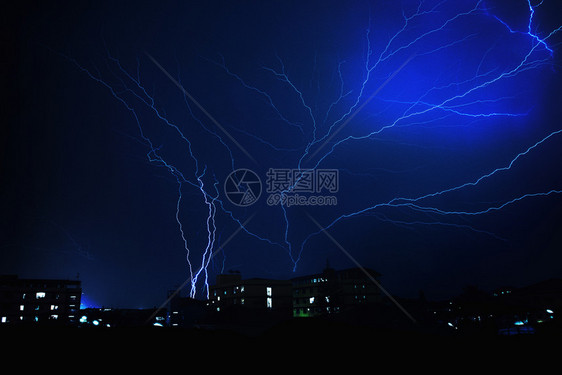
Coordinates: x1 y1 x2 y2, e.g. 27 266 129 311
168 293 207 328
0 275 81 325
208 273 293 313
291 263 383 317
205 264 384 328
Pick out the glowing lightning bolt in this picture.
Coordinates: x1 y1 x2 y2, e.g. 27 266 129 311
214 0 562 270
60 0 562 297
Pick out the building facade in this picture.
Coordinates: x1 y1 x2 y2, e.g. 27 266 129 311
208 273 293 314
0 275 82 325
292 266 382 317
208 266 383 320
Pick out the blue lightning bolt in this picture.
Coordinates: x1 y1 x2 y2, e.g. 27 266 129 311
59 49 291 298
235 0 561 270
60 0 562 297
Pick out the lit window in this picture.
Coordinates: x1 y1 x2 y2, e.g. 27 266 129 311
1 317 6 323
20 305 24 311
241 298 245 305
240 286 245 293
36 292 46 299
309 297 315 304
266 287 272 297
50 315 58 320
50 305 58 310
267 297 273 309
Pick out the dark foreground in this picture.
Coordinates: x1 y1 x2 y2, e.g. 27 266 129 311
2 317 558 362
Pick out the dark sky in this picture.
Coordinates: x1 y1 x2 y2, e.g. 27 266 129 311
2 0 562 309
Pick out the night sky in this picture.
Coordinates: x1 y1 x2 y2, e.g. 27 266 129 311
2 0 562 309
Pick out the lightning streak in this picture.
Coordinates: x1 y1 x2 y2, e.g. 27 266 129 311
64 0 561 298
217 0 562 268
61 50 285 298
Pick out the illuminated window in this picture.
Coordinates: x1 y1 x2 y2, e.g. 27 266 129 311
309 297 315 304
50 315 58 320
1 317 6 323
267 297 273 309
50 305 58 310
36 292 46 299
20 305 24 311
266 287 272 297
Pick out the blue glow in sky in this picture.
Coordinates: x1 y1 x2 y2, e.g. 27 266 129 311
3 0 562 308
